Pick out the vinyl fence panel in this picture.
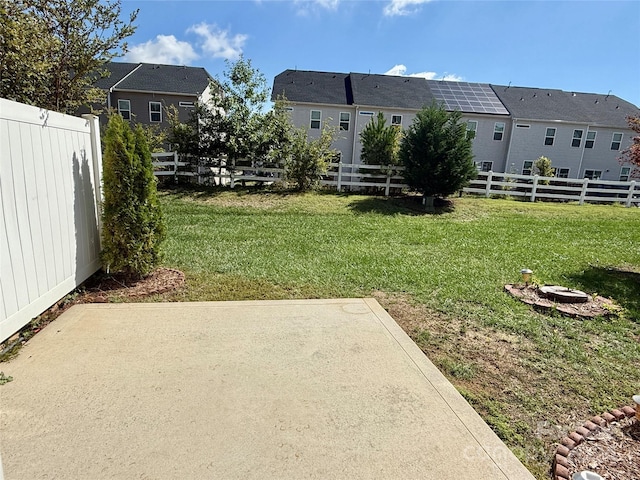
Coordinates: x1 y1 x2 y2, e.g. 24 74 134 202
0 99 102 342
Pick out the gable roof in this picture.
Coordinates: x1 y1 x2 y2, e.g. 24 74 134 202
272 70 352 105
492 85 640 128
95 62 213 96
273 69 639 129
350 73 434 110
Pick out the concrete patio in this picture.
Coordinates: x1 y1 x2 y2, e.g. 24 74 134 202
0 298 535 479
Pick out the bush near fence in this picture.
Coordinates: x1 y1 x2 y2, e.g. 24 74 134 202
152 153 639 207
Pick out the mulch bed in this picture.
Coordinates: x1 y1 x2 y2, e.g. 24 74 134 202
554 407 639 480
504 284 619 318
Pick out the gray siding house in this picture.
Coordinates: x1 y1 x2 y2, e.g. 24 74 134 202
272 70 639 181
93 62 213 130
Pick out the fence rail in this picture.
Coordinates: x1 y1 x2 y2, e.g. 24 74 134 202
152 154 638 207
464 171 639 207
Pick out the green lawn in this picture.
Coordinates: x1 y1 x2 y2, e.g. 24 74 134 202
161 188 639 479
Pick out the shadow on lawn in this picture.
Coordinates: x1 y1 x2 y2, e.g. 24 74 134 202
569 266 640 320
348 196 455 216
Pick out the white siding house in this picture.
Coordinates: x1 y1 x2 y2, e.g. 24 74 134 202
272 70 639 180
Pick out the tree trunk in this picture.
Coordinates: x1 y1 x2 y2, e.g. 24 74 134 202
423 195 435 212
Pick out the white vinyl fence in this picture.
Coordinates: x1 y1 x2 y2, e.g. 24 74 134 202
153 153 638 207
0 99 103 342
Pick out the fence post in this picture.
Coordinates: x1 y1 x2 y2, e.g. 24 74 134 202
337 162 343 192
82 114 103 246
579 178 589 205
626 180 636 208
485 171 493 197
531 175 539 202
173 151 179 184
230 159 235 189
385 171 391 197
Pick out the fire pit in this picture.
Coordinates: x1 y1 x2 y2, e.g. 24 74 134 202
504 283 619 318
537 285 589 303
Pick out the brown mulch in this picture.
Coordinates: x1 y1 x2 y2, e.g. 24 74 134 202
79 267 185 303
1 268 185 355
504 284 619 318
566 416 640 480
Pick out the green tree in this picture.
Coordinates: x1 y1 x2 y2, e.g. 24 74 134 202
0 0 137 114
360 112 401 167
285 122 338 191
533 156 554 185
101 115 165 278
400 103 476 205
198 56 270 164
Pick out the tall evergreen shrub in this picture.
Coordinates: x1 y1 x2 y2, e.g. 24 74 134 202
101 115 165 278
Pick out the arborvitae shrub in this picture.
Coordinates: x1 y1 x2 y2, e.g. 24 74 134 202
101 115 165 278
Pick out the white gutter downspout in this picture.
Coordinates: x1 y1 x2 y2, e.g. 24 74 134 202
505 118 517 172
577 125 591 179
351 105 360 166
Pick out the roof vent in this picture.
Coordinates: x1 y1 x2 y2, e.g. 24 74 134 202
520 97 524 101
375 85 379 88
533 93 537 97
547 92 551 96
616 105 620 109
572 92 576 96
594 99 599 104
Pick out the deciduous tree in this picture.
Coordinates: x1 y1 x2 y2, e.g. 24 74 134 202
0 0 137 114
621 115 640 178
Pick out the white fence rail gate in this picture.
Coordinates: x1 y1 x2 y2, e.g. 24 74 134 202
0 99 103 342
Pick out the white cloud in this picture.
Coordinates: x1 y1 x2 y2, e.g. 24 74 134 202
125 35 199 65
383 0 432 17
187 23 247 60
294 0 340 15
384 64 462 81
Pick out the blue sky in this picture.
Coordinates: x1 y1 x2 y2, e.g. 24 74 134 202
121 0 640 106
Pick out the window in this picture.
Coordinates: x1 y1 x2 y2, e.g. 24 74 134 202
391 115 402 127
339 112 350 131
585 131 596 148
179 101 195 108
493 122 505 141
544 127 556 146
584 169 602 180
571 129 583 148
149 102 162 122
466 120 477 139
620 167 631 182
522 161 533 176
480 161 493 172
611 132 623 150
117 99 131 120
310 110 321 129
555 168 570 178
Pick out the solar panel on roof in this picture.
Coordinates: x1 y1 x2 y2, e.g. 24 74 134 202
427 81 509 115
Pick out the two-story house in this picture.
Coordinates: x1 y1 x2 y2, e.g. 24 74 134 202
93 62 213 130
272 69 639 181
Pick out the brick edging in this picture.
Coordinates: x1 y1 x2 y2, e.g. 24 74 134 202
552 404 637 479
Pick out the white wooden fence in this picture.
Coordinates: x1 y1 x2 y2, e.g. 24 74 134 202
152 154 638 207
465 171 639 207
0 99 103 342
